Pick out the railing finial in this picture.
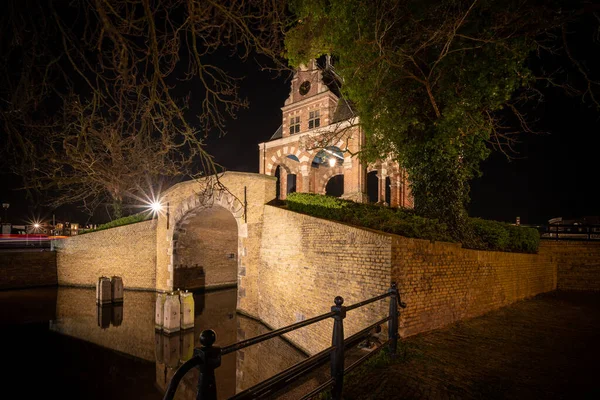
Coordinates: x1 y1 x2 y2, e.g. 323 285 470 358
200 329 217 348
334 296 344 307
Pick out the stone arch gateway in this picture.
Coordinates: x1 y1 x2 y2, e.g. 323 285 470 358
155 172 276 316
172 205 239 290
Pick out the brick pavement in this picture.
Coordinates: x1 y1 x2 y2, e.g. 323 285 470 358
343 291 600 400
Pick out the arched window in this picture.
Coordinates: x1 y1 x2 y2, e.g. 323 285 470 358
275 166 281 199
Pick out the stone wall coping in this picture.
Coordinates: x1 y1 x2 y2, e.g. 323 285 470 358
162 171 277 198
57 219 157 242
539 240 600 247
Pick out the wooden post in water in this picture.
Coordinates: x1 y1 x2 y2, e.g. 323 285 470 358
180 290 195 330
155 293 167 331
111 276 123 303
96 277 111 305
163 292 181 334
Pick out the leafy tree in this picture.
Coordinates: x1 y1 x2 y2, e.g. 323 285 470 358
0 0 289 218
285 0 599 237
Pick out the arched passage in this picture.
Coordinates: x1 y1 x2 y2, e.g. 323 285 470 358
172 205 238 290
385 176 391 205
367 171 378 203
274 164 297 200
325 175 344 197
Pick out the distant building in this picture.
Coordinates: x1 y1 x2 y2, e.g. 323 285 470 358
544 216 600 240
53 222 80 236
548 216 600 225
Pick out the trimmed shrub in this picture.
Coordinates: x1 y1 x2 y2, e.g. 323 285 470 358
464 218 540 253
285 193 453 242
284 193 540 253
79 212 152 234
506 224 540 253
467 218 510 250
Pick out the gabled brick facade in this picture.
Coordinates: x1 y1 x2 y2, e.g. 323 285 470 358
258 59 413 207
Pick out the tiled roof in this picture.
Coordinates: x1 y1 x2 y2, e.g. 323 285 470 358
332 98 355 123
269 125 282 141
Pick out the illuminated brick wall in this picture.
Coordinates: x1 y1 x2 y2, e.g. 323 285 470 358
540 241 600 291
260 206 559 354
55 220 157 290
259 205 392 355
392 238 557 337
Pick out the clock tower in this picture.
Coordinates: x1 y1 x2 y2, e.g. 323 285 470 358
281 58 341 139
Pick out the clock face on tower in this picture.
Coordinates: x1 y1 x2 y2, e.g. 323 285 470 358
299 80 311 96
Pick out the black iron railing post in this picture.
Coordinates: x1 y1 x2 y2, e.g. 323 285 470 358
195 330 221 400
388 283 399 355
330 296 346 400
388 282 407 357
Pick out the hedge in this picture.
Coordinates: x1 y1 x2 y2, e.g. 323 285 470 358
78 212 153 234
286 193 453 243
285 193 539 253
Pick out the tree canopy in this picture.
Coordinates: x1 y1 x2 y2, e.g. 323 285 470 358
285 0 600 237
0 0 289 218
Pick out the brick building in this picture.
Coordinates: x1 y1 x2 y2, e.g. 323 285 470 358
258 58 413 207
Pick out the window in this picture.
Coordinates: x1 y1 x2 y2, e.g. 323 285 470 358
289 116 300 134
308 110 320 129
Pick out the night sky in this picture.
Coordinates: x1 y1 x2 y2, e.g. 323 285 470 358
1 53 599 227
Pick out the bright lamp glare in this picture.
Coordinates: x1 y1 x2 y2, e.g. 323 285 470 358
34 223 40 229
328 157 336 167
150 202 163 212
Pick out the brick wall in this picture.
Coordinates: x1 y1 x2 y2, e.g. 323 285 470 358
55 220 157 290
0 250 57 290
260 205 391 355
392 237 557 337
260 206 559 354
540 241 600 291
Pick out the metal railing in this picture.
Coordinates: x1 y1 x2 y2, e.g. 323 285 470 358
536 224 600 241
163 282 407 400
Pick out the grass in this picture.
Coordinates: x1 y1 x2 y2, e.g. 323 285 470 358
78 212 153 234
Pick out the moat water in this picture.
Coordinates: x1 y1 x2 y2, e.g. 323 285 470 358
0 286 308 399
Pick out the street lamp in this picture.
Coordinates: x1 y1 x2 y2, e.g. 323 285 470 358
150 201 163 213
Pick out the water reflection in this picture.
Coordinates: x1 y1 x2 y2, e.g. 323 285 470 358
1 286 307 400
